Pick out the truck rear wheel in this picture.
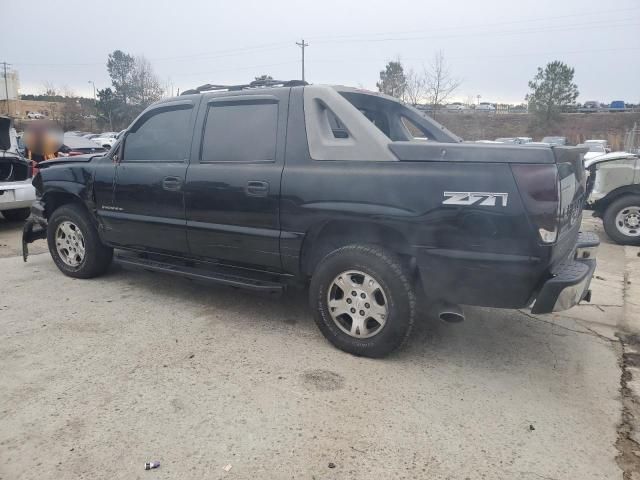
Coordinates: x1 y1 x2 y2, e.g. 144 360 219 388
603 195 640 245
309 244 415 358
47 204 113 278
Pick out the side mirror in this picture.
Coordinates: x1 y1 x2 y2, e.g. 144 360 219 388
112 145 122 164
112 134 125 163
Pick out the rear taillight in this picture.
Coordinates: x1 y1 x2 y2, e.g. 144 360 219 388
511 164 560 244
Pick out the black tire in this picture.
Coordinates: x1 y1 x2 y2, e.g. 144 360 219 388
2 207 31 222
309 244 416 358
47 203 113 278
603 195 640 245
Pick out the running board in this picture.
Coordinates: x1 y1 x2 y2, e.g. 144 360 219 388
114 252 284 293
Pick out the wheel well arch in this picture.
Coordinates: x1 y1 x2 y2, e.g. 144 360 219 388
300 220 414 276
593 185 640 215
42 191 87 219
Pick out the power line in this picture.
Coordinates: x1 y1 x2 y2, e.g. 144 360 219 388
310 46 640 65
311 19 640 45
296 39 309 82
306 5 640 42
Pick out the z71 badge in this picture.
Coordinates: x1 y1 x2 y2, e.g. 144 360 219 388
443 192 509 207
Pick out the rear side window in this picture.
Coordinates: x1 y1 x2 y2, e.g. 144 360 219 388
201 103 278 162
124 107 192 162
400 116 428 140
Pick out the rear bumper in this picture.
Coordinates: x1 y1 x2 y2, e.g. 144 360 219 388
0 180 36 211
413 230 599 312
530 231 599 314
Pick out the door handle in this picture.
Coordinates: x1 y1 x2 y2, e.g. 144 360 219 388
162 176 182 191
245 180 269 197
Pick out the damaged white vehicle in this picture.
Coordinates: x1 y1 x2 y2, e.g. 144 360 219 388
587 151 640 244
0 117 36 221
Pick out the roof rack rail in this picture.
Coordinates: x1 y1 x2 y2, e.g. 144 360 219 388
181 79 307 95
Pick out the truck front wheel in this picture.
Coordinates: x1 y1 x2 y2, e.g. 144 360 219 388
309 244 416 358
603 195 640 245
47 204 113 278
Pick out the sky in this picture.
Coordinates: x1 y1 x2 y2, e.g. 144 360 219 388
3 0 639 104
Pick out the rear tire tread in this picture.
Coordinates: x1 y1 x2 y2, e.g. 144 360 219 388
603 194 640 245
309 244 416 358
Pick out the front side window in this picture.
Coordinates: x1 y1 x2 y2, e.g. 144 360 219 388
124 107 192 162
201 103 278 162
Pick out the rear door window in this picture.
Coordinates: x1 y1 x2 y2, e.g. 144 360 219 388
201 103 278 162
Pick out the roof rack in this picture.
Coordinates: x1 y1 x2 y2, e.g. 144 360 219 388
181 79 308 96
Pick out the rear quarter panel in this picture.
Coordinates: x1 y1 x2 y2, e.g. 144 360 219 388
280 159 545 307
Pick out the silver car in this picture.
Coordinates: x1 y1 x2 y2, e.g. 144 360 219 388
0 117 36 221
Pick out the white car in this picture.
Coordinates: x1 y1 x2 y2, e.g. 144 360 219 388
26 112 45 120
584 139 610 152
445 102 466 111
578 143 608 164
495 137 532 144
476 102 496 112
92 132 118 149
0 117 36 221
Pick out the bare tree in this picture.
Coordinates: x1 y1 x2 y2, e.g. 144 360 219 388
41 81 58 97
61 85 75 98
424 51 461 114
131 55 163 107
404 68 427 105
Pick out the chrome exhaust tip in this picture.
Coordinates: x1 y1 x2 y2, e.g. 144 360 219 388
436 302 465 323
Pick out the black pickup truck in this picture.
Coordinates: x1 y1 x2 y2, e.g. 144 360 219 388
23 80 598 357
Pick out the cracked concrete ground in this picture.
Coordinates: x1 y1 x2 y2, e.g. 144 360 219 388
0 214 639 479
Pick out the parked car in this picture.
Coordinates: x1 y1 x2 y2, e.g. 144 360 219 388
0 117 36 221
580 101 600 113
445 102 466 111
92 132 118 149
541 136 568 146
577 143 607 162
586 151 640 244
58 134 108 157
476 102 496 112
23 81 597 357
584 139 610 153
495 137 532 144
26 112 45 120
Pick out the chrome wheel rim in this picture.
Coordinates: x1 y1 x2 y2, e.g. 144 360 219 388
55 221 86 267
327 270 388 339
616 206 640 237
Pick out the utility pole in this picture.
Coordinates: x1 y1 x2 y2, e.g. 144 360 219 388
88 80 96 103
88 81 96 131
296 39 309 82
2 62 11 116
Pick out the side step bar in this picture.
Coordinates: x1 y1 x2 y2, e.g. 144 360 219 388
114 252 284 293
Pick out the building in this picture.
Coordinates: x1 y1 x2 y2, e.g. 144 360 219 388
1 69 20 116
